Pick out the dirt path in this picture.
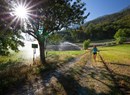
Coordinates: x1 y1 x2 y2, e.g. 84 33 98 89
7 52 130 95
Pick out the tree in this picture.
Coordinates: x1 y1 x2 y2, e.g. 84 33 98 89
83 39 90 50
5 0 88 64
123 28 130 37
0 29 24 55
114 29 127 44
0 0 24 55
85 23 96 39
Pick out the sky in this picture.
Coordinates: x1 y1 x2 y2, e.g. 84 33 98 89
82 0 130 22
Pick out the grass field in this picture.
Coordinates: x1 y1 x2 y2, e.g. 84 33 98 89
98 44 130 64
48 50 85 56
47 50 85 61
0 50 86 72
0 51 25 62
94 44 130 94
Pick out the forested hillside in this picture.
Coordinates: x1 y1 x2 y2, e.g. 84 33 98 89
55 7 130 43
83 7 130 40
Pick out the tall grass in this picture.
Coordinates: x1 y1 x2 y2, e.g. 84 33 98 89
47 50 86 64
98 44 130 64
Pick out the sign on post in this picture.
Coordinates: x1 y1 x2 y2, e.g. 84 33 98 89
32 44 38 65
32 44 38 48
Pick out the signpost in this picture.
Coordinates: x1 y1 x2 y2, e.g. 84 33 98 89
32 44 38 64
32 44 38 48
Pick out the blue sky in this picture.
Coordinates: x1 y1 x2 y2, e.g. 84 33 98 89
82 0 130 22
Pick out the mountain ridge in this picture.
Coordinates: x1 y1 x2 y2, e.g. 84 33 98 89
84 5 130 26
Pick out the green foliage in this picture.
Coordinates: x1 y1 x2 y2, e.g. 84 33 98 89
83 39 91 49
48 33 63 44
57 27 87 43
0 30 24 55
123 28 130 37
66 29 86 42
114 29 129 44
116 37 126 44
114 29 127 38
0 1 24 55
17 0 88 39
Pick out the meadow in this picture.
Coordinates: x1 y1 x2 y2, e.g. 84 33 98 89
98 44 130 64
92 44 130 94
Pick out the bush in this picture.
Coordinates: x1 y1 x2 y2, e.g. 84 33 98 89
114 29 128 44
116 37 126 44
114 29 127 39
83 39 91 50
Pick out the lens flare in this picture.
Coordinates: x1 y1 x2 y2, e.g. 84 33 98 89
14 5 28 19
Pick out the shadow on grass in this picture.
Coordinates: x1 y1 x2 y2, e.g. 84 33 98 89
54 73 102 95
98 54 130 95
0 60 38 95
39 68 106 95
0 60 22 71
110 62 130 67
0 55 77 95
38 54 109 95
0 61 28 95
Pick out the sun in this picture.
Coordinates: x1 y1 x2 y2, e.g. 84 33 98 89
8 0 39 27
14 5 28 19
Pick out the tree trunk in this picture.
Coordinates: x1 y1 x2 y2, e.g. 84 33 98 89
39 41 46 64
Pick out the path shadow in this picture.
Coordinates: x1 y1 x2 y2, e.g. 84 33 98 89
54 73 96 95
39 69 107 95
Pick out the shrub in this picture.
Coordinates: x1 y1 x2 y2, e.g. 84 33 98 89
114 29 127 39
83 39 91 50
114 29 128 44
116 37 126 44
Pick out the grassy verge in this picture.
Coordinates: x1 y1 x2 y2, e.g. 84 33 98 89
0 51 25 62
46 50 86 65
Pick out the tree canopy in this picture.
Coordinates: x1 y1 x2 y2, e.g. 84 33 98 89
0 0 24 55
2 0 88 64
